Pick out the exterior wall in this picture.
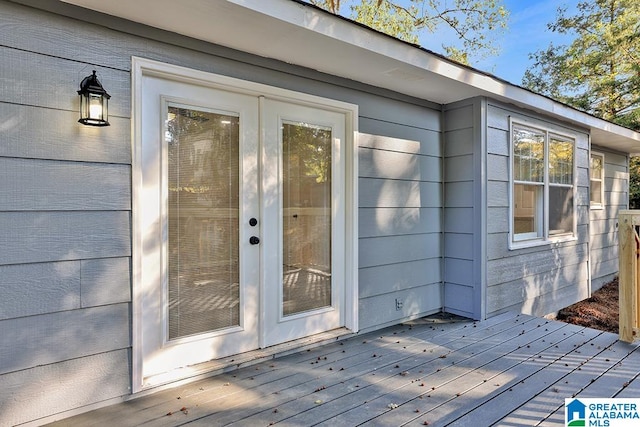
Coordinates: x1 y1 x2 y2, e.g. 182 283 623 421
442 98 485 320
0 1 443 424
485 100 591 318
358 116 443 331
590 145 629 290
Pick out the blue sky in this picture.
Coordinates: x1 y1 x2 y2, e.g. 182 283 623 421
472 0 577 85
313 0 579 86
386 0 578 85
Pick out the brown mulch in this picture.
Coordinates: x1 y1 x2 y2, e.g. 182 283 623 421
554 277 619 333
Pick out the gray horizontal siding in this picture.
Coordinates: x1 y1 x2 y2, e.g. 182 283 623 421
358 207 441 238
487 263 589 316
81 257 132 308
0 261 80 321
359 234 441 268
358 258 441 299
0 211 130 265
0 103 131 163
0 303 129 375
487 244 588 286
359 178 442 208
442 100 481 319
589 145 629 288
357 119 443 330
0 158 130 211
444 233 474 260
485 100 591 317
0 349 130 427
359 147 441 182
358 120 440 157
0 257 130 321
358 282 441 331
0 45 130 117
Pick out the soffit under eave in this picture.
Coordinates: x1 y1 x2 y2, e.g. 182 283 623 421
57 0 640 153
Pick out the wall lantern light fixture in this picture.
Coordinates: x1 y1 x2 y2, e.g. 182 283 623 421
78 70 110 126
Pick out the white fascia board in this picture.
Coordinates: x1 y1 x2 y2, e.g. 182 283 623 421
61 0 640 152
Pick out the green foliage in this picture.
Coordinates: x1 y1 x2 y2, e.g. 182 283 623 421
523 0 640 130
523 0 640 208
630 156 640 208
308 0 508 65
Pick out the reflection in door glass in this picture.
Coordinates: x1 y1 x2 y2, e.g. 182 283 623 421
166 106 240 339
282 122 332 316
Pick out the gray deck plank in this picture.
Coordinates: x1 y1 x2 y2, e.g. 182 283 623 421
45 312 635 427
186 314 525 425
230 316 547 426
59 317 476 426
435 328 613 427
324 321 587 426
185 314 529 426
496 331 622 426
539 339 640 426
614 345 640 398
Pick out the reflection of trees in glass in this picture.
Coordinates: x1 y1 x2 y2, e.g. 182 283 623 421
282 122 332 275
549 136 574 185
513 127 544 183
283 121 332 185
167 107 239 206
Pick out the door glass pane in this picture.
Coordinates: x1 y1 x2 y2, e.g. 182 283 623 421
166 105 240 339
282 121 332 316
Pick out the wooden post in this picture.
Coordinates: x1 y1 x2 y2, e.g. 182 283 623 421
618 211 640 342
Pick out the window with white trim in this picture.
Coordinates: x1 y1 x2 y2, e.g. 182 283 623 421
590 152 604 209
511 122 576 246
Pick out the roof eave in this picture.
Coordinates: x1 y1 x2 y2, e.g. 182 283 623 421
58 0 640 153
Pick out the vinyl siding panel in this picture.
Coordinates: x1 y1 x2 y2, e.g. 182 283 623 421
358 178 442 208
359 234 441 268
358 258 441 299
442 99 483 319
358 282 441 331
485 101 590 317
0 211 131 265
0 261 81 321
0 350 130 427
0 158 131 211
589 145 629 289
0 103 131 163
0 304 129 375
357 121 443 330
80 257 132 308
358 207 441 238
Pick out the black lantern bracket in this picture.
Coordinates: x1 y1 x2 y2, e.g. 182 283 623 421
78 70 111 127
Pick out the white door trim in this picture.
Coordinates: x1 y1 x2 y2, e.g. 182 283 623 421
131 57 358 393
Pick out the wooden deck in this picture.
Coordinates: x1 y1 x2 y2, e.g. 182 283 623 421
49 312 640 426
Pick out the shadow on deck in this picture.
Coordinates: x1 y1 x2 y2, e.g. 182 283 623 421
48 312 640 426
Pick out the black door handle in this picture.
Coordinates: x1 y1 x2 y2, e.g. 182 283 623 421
249 236 260 245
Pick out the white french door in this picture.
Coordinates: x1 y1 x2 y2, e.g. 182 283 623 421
135 63 353 389
261 99 345 347
139 75 261 383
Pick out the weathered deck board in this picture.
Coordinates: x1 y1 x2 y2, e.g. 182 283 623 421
47 313 640 427
496 331 623 426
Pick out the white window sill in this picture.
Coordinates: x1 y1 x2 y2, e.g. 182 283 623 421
509 234 577 251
